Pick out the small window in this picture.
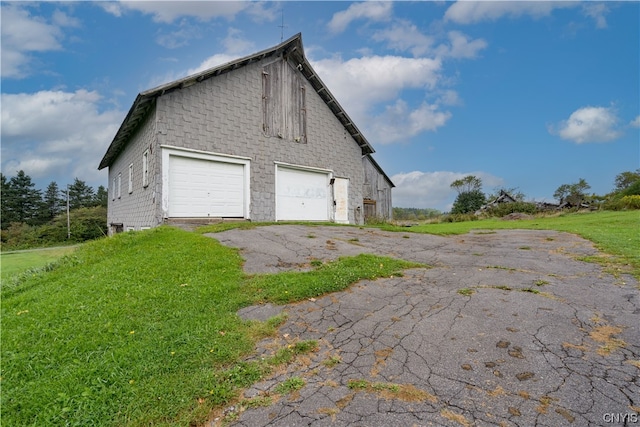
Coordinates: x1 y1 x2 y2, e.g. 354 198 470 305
126 227 135 232
117 173 122 199
142 150 149 187
128 163 133 194
112 177 116 201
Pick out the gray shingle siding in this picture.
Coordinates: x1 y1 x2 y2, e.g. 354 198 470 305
154 57 365 224
107 107 160 233
102 35 390 230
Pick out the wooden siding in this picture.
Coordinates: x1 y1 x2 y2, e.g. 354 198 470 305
362 156 393 220
262 60 307 143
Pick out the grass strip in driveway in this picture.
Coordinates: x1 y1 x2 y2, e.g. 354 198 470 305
1 226 421 427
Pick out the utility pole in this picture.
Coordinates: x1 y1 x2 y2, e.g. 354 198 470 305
66 184 70 239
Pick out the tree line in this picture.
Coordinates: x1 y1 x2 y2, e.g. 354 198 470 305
1 171 108 249
447 169 640 217
395 169 640 221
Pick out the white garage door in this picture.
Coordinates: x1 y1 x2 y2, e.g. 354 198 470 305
168 155 245 217
277 167 329 221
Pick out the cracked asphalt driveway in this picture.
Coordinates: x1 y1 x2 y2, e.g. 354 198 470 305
209 225 639 426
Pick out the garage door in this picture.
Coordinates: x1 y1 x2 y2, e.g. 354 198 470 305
277 167 329 221
168 155 245 217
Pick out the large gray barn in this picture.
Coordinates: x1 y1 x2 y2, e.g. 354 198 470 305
98 33 393 234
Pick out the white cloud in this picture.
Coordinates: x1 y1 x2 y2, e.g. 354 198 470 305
243 2 280 24
553 106 622 143
371 100 451 144
98 2 123 17
371 22 486 60
156 21 203 49
630 116 640 128
372 20 434 56
311 54 441 118
1 4 65 78
444 1 576 24
186 53 242 76
310 54 443 144
148 28 253 87
108 1 249 23
102 1 280 24
221 28 255 54
391 170 503 210
437 31 487 59
52 10 81 28
1 90 123 185
438 90 462 107
327 2 393 34
582 3 609 29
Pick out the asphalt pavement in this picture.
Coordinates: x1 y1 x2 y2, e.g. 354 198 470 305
206 225 639 427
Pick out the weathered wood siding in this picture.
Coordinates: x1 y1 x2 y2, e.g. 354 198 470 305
262 60 307 143
362 156 393 220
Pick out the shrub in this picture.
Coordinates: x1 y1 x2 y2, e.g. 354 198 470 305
2 222 40 249
485 202 538 217
621 180 640 197
1 206 107 250
451 190 485 215
364 216 389 225
441 213 478 223
616 195 640 210
602 194 640 211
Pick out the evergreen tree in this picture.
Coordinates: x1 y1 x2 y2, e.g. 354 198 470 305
42 181 64 221
4 171 43 225
68 178 95 210
1 173 17 228
94 185 108 208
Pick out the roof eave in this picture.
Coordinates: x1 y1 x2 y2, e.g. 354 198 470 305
286 46 375 156
98 94 154 170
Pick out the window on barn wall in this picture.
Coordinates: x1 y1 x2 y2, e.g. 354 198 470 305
128 163 133 194
262 60 307 143
142 150 149 188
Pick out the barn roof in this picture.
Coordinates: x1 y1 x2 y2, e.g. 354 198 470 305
364 154 395 188
98 33 375 170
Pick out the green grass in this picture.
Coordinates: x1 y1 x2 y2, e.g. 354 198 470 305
379 210 640 277
457 288 475 296
274 376 306 395
3 210 636 425
1 246 78 280
245 256 419 304
1 227 422 427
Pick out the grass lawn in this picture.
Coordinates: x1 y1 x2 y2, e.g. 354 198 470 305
379 210 640 277
2 210 636 426
1 246 78 281
1 227 420 427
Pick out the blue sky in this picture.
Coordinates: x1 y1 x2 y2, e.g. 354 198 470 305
1 1 638 211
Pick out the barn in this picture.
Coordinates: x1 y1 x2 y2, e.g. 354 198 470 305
98 33 393 233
